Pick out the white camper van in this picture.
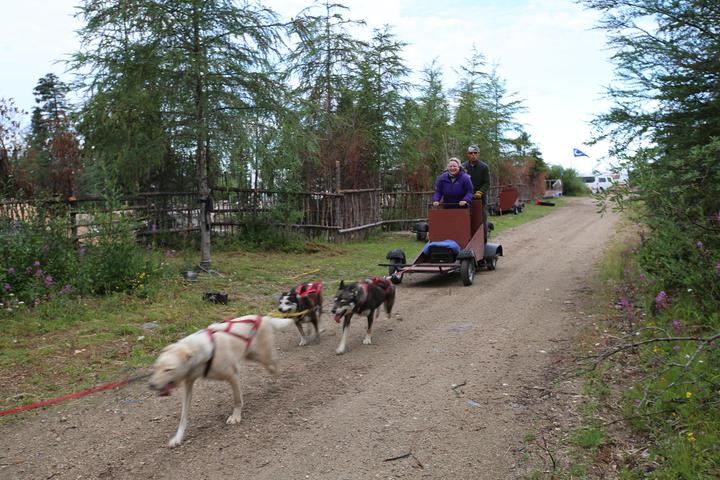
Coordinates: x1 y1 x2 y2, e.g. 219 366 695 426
580 175 614 194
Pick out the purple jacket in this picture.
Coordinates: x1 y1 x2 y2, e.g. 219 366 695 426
432 171 474 205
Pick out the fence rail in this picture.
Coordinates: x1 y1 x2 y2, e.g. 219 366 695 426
0 184 529 242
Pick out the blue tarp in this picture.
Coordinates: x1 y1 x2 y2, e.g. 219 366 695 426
422 240 461 256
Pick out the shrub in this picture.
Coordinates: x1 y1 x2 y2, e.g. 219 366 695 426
0 204 165 308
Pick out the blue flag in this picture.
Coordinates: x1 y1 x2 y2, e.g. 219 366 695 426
573 148 589 158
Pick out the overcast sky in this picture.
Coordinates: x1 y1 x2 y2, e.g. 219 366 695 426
1 0 616 174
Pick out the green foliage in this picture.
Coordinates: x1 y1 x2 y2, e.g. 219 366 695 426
0 205 166 307
77 210 166 296
223 202 306 252
584 0 720 306
546 165 589 196
570 426 606 449
591 229 720 478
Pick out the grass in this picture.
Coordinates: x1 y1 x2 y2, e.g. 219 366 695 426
551 213 720 479
0 199 565 416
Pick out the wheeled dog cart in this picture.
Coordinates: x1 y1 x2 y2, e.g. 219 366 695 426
382 199 503 286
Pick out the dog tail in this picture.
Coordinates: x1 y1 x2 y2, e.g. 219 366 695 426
265 316 294 330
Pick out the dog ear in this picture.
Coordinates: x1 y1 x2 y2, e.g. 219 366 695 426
338 280 345 289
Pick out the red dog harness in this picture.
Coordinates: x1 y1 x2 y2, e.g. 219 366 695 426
294 281 323 297
361 276 391 294
203 316 262 376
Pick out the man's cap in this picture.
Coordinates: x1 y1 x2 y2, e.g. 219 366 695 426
467 144 479 153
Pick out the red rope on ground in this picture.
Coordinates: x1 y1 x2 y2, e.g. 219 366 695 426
0 373 150 417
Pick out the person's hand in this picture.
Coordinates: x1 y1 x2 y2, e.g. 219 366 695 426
474 190 483 199
432 201 440 207
459 200 467 207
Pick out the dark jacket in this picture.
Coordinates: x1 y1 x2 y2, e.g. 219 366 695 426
463 160 490 204
432 171 474 205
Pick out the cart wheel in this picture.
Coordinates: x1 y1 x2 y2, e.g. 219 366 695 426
485 255 498 271
460 258 475 286
388 258 403 276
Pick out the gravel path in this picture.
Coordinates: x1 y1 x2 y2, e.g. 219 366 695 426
0 197 618 479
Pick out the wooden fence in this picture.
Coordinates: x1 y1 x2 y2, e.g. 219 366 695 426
0 188 434 243
0 183 534 243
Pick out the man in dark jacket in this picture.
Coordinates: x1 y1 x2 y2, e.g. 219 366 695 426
463 144 491 239
462 144 490 205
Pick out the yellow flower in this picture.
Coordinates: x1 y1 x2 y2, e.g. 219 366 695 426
687 432 696 443
686 391 692 399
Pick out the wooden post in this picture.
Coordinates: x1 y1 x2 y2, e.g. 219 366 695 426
335 160 343 239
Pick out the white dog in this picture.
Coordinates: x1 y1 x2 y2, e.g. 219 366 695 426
149 315 293 447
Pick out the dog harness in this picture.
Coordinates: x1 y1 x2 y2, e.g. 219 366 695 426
361 276 391 294
203 316 262 377
294 281 323 297
334 277 391 323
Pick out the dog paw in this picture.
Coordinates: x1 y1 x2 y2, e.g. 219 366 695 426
298 338 307 346
168 437 183 448
226 414 242 425
335 347 345 355
363 337 372 345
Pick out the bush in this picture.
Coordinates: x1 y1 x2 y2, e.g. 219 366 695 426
232 205 306 252
0 205 165 308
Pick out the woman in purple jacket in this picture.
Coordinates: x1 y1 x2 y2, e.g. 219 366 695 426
432 158 474 208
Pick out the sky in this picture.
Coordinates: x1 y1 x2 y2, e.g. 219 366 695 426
1 0 617 174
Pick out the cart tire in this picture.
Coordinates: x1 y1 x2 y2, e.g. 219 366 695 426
460 258 475 286
388 258 403 276
485 255 498 271
390 273 402 285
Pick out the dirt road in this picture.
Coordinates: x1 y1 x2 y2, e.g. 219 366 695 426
0 197 618 479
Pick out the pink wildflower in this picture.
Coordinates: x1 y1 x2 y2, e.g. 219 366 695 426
655 291 668 310
671 319 682 333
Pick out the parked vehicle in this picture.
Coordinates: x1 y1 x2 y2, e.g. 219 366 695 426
382 199 502 286
580 174 614 194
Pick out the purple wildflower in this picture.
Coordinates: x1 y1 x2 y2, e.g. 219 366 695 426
34 269 43 278
33 260 41 267
78 246 86 257
151 223 158 232
655 291 668 310
696 241 704 250
671 319 682 334
673 345 680 352
620 297 634 324
60 284 73 295
7 267 15 275
3 283 11 292
639 273 647 282
44 275 54 288
26 266 33 275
